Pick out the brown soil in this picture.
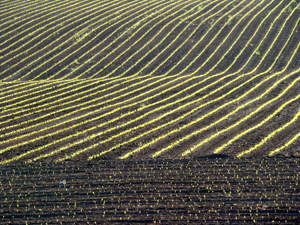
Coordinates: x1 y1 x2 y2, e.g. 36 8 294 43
0 155 299 224
1 0 300 223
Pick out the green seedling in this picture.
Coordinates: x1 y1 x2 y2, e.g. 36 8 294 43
227 15 233 25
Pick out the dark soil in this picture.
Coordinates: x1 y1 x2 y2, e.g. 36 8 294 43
0 155 299 224
1 0 300 223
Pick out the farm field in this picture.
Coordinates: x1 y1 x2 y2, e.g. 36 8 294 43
1 0 300 223
0 156 299 224
1 0 300 162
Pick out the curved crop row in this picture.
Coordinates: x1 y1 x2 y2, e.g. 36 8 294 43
12 0 180 81
104 0 298 159
61 0 208 80
0 0 110 65
1 0 300 163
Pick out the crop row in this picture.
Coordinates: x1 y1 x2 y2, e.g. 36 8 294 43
1 0 267 81
0 157 299 224
0 0 300 163
1 0 198 81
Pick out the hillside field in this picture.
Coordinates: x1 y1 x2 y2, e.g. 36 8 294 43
1 0 300 223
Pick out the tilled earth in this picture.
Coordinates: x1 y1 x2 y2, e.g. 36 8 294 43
0 154 299 224
1 0 300 163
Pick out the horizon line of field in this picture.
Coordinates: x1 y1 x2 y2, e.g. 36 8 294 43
0 0 296 162
1 0 299 82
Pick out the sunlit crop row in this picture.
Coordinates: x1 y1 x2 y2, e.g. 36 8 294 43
69 1 204 79
177 4 300 156
0 82 73 111
1 0 254 128
154 69 300 158
1 0 225 82
82 2 227 77
269 131 300 156
30 0 170 81
238 104 300 158
0 0 110 68
0 76 159 133
0 81 87 113
1 74 200 163
160 0 271 80
97 0 238 80
1 0 254 157
0 2 284 144
90 0 270 106
192 0 288 76
117 0 299 159
1 0 220 116
165 0 258 77
1 0 300 163
90 56 300 159
1 0 136 81
1 74 208 163
0 0 255 105
214 20 300 155
0 0 85 51
129 68 299 159
0 78 56 93
137 0 254 79
0 80 76 117
75 0 218 80
0 76 173 147
47 2 194 79
14 17 286 163
182 67 300 157
0 71 214 162
0 0 32 16
182 19 300 156
0 0 63 39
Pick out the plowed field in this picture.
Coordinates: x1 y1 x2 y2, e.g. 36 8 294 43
1 0 300 163
1 0 300 223
1 156 300 224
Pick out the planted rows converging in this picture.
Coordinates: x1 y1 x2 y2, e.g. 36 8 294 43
0 0 300 163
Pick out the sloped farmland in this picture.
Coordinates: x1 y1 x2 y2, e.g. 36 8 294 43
1 0 300 163
0 156 299 224
1 0 300 224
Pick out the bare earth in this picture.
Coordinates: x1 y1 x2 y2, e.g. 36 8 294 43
0 155 299 224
